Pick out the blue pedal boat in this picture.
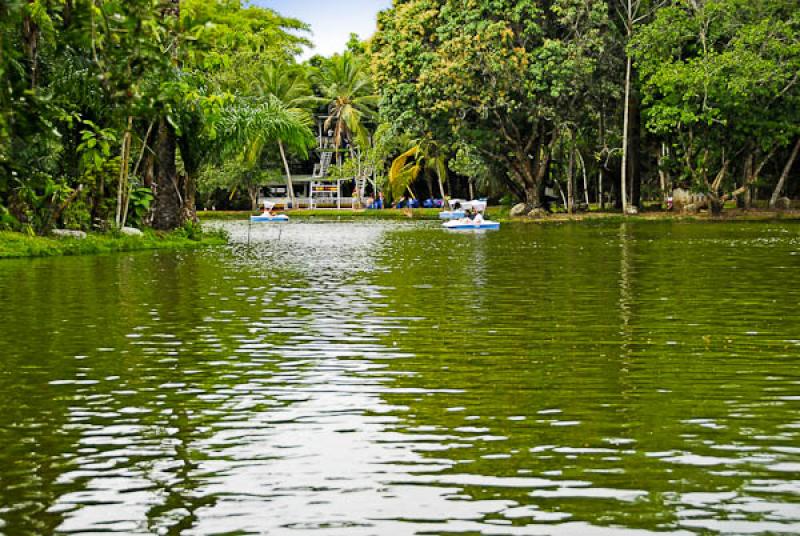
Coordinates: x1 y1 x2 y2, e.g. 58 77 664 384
250 213 289 222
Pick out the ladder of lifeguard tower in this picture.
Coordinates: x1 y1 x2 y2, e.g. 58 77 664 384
313 151 333 179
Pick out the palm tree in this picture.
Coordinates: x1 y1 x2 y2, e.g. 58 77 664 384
254 62 314 207
388 138 448 203
217 95 315 209
311 52 378 166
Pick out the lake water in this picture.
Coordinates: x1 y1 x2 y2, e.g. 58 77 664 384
0 220 799 535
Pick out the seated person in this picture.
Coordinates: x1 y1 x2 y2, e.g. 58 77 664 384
409 198 420 209
473 211 485 224
423 197 434 208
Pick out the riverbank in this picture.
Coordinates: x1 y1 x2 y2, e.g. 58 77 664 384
0 229 227 259
198 208 444 221
504 208 800 224
199 207 800 224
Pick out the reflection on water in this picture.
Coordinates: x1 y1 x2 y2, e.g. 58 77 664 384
0 220 799 534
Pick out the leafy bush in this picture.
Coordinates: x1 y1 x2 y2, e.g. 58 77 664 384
127 186 154 228
0 204 18 231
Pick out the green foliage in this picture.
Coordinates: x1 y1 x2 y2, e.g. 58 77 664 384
0 0 321 231
372 0 609 206
0 228 226 258
0 204 17 231
311 52 378 150
127 186 154 227
217 96 315 166
386 137 448 201
632 0 800 197
2 0 799 225
182 0 310 82
76 121 118 174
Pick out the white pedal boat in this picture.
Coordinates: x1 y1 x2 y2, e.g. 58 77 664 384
442 219 500 230
251 201 288 222
439 199 487 220
250 213 289 222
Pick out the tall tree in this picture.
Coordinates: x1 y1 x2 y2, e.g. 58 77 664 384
214 95 314 210
633 0 800 214
372 0 608 209
152 0 182 230
255 62 315 206
311 52 378 166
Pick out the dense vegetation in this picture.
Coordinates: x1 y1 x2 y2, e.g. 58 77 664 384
0 0 319 234
372 0 800 215
1 0 798 236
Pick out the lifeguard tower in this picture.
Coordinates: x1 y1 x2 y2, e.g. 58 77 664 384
257 116 376 209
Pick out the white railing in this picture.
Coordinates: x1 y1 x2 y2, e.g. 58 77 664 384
258 197 358 209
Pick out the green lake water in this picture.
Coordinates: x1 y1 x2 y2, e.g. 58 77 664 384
0 220 799 535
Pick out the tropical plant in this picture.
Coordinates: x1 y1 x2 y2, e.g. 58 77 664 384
311 52 378 164
388 138 448 202
217 96 315 168
254 62 315 205
633 0 800 214
372 0 609 209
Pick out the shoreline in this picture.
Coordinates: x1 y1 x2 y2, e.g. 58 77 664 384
198 208 800 224
0 229 227 259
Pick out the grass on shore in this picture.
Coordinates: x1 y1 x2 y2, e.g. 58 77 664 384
494 207 800 224
0 228 227 259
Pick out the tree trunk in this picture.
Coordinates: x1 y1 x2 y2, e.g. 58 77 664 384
62 0 73 27
612 167 623 210
628 80 642 208
770 138 800 208
278 140 295 208
709 194 724 217
115 116 133 228
621 53 632 214
152 118 182 230
598 167 604 209
737 153 754 209
579 150 589 206
22 4 39 90
249 186 259 211
521 147 551 209
567 133 575 214
658 143 670 208
183 173 197 223
730 149 774 206
742 185 752 210
598 107 606 209
523 175 544 209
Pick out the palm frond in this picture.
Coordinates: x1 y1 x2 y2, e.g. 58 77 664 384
217 95 315 168
389 146 422 199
